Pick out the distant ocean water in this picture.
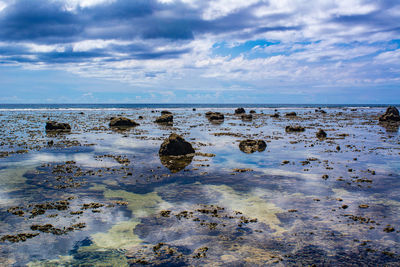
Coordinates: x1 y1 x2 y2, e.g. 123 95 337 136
0 103 396 111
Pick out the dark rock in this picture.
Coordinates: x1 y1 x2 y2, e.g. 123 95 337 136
316 129 327 139
159 133 195 156
379 106 400 122
239 139 266 153
161 110 172 115
271 113 280 118
206 112 224 123
45 121 71 132
241 114 252 121
249 110 256 114
285 125 305 132
109 117 139 128
235 108 246 114
155 114 173 124
285 112 297 117
192 108 196 111
138 116 143 119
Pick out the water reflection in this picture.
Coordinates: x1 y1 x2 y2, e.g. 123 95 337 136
159 155 194 173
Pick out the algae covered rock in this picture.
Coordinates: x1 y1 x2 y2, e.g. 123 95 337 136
45 121 71 132
155 114 173 124
285 125 305 132
159 133 195 156
235 107 245 114
109 117 139 128
239 139 266 153
379 106 400 122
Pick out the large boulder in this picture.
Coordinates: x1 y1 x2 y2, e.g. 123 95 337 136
239 139 266 154
159 133 195 156
235 108 246 114
161 110 172 115
155 114 173 124
45 121 71 132
109 117 139 127
379 106 400 122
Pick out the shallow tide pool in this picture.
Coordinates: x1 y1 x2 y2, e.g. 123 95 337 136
0 106 399 266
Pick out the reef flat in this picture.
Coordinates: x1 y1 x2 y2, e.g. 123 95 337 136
0 105 399 266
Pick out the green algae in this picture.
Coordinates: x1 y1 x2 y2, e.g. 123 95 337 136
205 184 285 234
0 166 31 193
91 220 142 249
103 188 172 218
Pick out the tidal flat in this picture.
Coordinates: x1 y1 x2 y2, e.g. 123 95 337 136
0 105 399 266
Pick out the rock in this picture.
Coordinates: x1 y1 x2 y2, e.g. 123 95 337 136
159 133 195 156
271 113 280 118
193 108 196 111
161 110 172 115
249 110 256 114
206 112 224 123
138 116 143 119
234 108 245 114
45 121 71 132
379 106 400 122
285 112 297 117
315 109 326 114
241 114 252 121
155 114 173 124
239 139 266 153
285 125 305 132
109 117 139 128
316 129 327 139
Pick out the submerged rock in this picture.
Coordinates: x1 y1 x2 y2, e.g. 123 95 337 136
316 129 327 139
155 114 173 124
45 121 71 132
285 125 305 132
109 117 139 128
249 110 256 114
239 139 266 153
235 107 245 114
159 133 195 156
379 106 400 122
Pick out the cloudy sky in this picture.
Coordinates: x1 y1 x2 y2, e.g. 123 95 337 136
0 0 399 103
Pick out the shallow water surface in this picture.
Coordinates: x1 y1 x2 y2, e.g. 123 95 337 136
0 105 399 266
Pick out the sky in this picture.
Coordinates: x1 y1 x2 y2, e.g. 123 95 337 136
0 0 399 104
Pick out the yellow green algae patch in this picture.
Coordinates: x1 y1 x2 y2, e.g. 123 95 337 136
103 188 172 218
28 256 74 267
86 186 172 250
0 166 31 192
91 220 142 249
205 184 285 234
